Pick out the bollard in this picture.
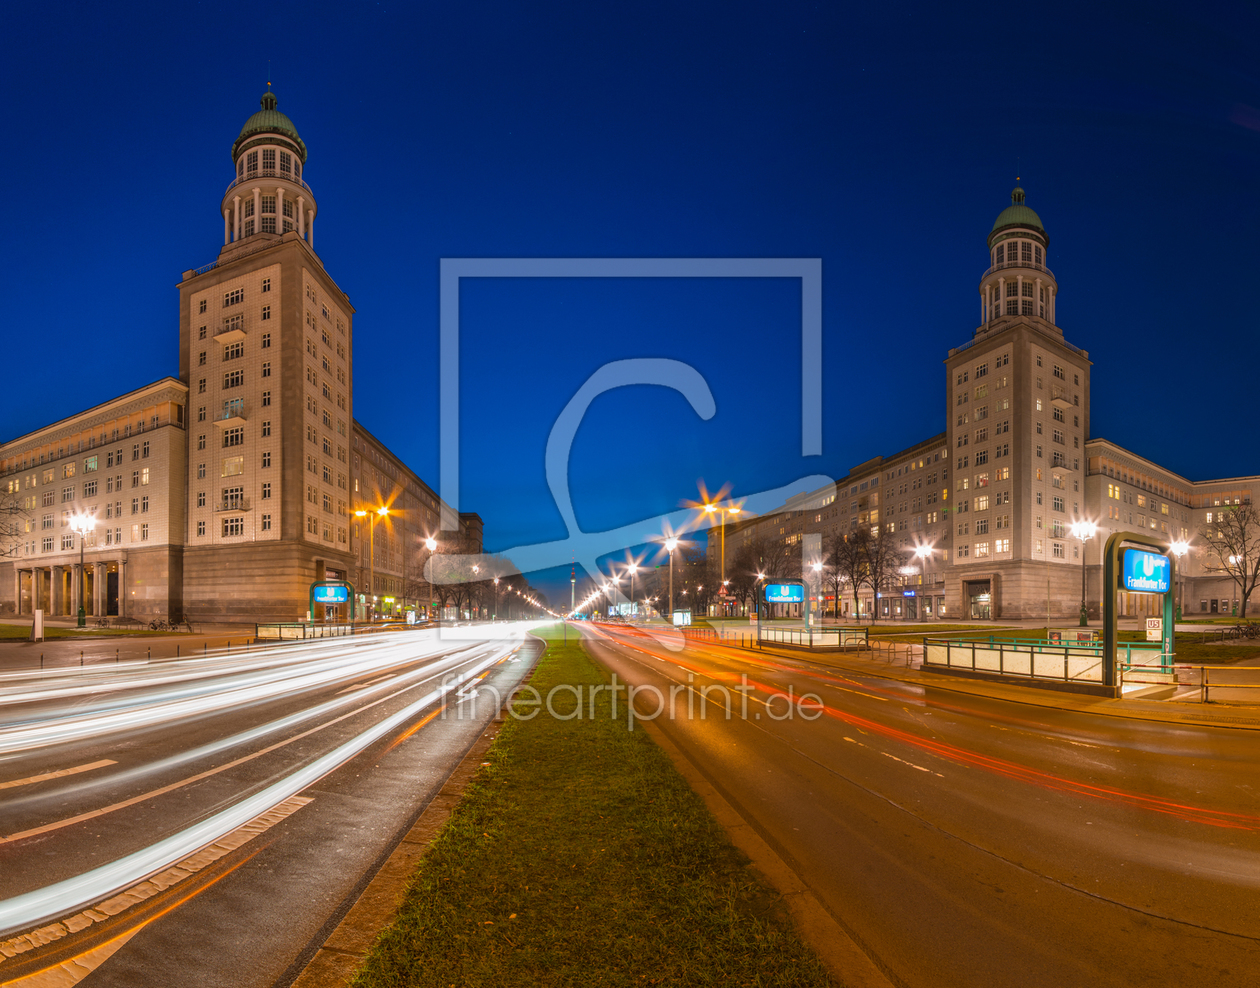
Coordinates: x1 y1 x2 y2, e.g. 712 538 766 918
148 647 151 662
41 654 44 670
81 650 84 667
116 648 119 663
205 642 207 656
177 645 180 658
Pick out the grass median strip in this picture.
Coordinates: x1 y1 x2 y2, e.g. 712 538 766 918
350 629 836 987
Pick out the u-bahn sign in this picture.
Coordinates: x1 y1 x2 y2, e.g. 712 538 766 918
765 583 805 603
1120 548 1171 594
309 580 356 619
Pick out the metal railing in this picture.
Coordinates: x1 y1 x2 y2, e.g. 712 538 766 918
214 498 251 512
256 621 355 640
921 637 1164 685
225 172 313 195
980 260 1055 280
1179 665 1260 703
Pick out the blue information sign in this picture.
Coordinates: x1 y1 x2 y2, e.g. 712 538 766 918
765 583 805 603
1121 549 1170 594
313 584 350 604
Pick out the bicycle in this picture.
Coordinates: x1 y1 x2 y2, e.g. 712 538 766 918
149 618 170 632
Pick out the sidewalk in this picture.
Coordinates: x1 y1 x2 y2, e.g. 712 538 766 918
0 620 275 673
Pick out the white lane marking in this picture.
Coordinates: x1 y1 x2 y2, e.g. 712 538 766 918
0 761 117 792
335 674 394 695
0 797 312 980
880 751 943 777
0 649 505 936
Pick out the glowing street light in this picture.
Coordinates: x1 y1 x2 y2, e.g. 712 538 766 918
1069 520 1098 627
355 505 390 621
69 512 96 627
1169 539 1190 621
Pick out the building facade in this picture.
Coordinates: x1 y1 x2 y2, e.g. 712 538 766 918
0 90 478 624
715 188 1255 621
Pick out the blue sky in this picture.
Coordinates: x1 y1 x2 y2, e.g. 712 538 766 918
3 2 1258 602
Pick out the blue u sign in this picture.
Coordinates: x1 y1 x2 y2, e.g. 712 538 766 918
313 584 350 604
765 583 804 603
1121 549 1170 594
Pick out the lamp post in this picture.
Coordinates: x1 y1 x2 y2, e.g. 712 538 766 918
423 536 438 620
355 505 390 621
704 502 741 612
1069 520 1097 627
1169 539 1189 623
70 512 95 628
627 562 638 622
810 560 823 626
664 536 678 623
914 544 933 620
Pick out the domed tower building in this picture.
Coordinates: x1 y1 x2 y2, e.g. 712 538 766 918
943 187 1092 620
177 89 356 622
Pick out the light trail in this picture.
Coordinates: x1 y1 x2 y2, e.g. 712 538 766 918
0 641 511 936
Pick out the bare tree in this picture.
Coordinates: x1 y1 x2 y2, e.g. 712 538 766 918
823 529 861 621
863 529 909 616
1 485 29 560
1199 503 1260 618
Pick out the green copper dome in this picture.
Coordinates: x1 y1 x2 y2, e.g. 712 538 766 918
988 187 1045 244
232 90 307 163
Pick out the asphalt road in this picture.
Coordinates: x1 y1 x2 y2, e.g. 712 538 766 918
0 623 542 987
581 624 1260 988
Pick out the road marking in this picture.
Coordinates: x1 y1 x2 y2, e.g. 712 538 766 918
880 751 940 775
0 761 116 792
335 674 394 695
0 797 310 978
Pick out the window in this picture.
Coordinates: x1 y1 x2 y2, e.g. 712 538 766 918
198 406 206 422
975 449 988 465
131 498 139 515
83 480 97 497
197 491 206 507
261 332 271 348
224 369 244 389
261 420 271 437
975 495 990 511
262 361 271 378
1053 542 1065 559
141 468 149 485
198 326 207 341
199 351 207 366
61 485 74 502
132 443 140 461
1036 444 1042 458
223 516 245 537
261 390 271 407
199 299 208 314
223 427 244 447
197 520 206 536
222 456 244 478
262 482 271 499
132 470 139 488
323 491 332 513
1053 364 1066 381
198 463 206 479
262 278 271 293
261 306 271 322
262 513 272 531
1053 495 1065 512
262 451 271 468
223 341 244 361
224 288 244 307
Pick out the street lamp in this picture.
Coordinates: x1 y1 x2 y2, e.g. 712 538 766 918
703 501 741 612
69 512 95 628
493 576 500 620
914 544 933 620
811 560 823 625
355 505 390 622
627 562 639 622
664 536 678 623
1169 539 1189 622
422 536 438 619
1069 520 1097 627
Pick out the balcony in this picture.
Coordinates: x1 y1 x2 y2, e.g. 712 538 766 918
214 498 251 512
213 404 248 427
980 260 1055 281
224 171 314 196
1050 385 1073 408
215 323 247 344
